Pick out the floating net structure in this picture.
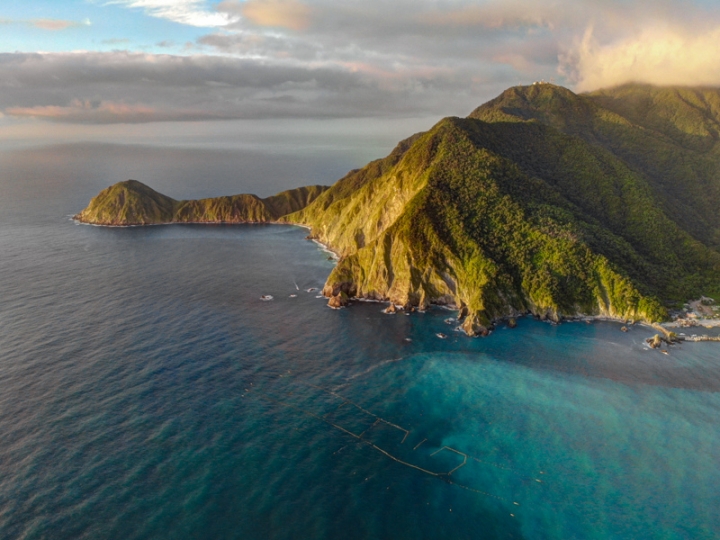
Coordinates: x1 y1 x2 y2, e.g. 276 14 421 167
253 380 545 511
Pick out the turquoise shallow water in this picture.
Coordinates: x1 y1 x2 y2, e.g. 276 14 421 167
1 146 719 539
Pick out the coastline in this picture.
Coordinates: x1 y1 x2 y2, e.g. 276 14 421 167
662 319 720 328
72 216 298 228
73 216 720 342
74 214 342 263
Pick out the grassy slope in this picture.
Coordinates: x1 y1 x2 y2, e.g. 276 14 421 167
75 181 328 225
288 84 720 332
75 180 177 225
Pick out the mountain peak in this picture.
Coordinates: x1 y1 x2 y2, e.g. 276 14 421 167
468 83 594 131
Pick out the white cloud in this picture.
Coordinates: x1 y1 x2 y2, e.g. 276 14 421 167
107 0 239 27
562 23 720 91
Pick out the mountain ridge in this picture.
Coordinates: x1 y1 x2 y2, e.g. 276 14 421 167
74 180 328 226
76 83 720 334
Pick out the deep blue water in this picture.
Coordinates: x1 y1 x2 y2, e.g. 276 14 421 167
1 145 720 539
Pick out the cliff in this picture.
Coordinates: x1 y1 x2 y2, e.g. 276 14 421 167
285 84 720 334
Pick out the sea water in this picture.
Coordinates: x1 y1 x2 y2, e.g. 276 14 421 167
1 145 719 539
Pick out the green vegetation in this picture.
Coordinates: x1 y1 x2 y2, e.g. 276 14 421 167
75 180 328 225
286 83 720 333
78 83 720 334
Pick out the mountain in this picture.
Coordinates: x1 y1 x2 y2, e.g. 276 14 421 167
284 83 720 334
77 83 720 334
74 180 328 225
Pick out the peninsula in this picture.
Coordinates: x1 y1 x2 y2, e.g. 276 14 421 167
76 83 720 335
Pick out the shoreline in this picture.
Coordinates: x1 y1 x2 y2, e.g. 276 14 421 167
73 217 719 343
662 319 720 329
72 216 302 228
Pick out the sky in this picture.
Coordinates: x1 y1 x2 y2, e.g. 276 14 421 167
3 0 720 147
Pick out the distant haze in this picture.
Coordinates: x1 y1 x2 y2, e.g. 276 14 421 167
0 140 398 202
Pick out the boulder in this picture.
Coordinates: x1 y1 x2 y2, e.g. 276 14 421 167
646 334 663 349
328 291 349 309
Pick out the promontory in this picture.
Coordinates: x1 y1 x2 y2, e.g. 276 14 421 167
76 83 720 335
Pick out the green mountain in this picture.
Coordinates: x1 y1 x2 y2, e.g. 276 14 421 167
285 84 720 334
77 83 720 334
74 180 328 225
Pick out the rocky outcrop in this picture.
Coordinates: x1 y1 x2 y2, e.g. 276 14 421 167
327 291 349 309
647 332 682 348
461 314 489 337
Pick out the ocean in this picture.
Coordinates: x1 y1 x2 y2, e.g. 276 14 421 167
1 143 719 539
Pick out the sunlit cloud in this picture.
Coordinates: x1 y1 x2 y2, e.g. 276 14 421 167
107 0 239 27
225 0 312 31
562 23 720 91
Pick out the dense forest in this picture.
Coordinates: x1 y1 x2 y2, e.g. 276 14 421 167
288 84 720 333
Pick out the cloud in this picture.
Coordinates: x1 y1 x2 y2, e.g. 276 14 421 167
102 38 131 45
223 0 312 31
0 18 91 31
6 100 164 123
562 23 720 91
207 0 720 93
107 0 238 27
7 1 720 127
414 3 555 30
1 51 461 124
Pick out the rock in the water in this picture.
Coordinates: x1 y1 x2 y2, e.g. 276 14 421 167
646 334 663 348
328 291 349 309
508 318 517 329
621 326 628 332
384 303 397 314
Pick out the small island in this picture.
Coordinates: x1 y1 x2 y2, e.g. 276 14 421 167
76 83 720 336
